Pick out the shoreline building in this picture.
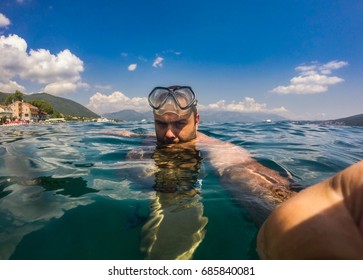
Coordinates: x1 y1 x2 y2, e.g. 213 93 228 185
9 101 39 122
0 105 13 120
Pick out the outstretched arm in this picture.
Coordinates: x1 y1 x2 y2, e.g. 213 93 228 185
257 160 363 259
102 130 156 138
196 132 295 225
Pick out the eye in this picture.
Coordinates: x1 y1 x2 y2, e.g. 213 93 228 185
175 121 187 129
156 121 167 127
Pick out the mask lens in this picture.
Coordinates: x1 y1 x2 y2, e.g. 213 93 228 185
149 88 170 108
174 88 195 109
148 86 197 116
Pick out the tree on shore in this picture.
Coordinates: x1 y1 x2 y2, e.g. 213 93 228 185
4 90 24 105
30 100 54 114
29 100 63 118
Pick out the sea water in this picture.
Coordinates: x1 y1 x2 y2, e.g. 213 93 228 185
0 121 362 260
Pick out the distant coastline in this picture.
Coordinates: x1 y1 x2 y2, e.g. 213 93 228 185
0 91 99 120
1 91 362 126
293 113 363 127
103 108 363 126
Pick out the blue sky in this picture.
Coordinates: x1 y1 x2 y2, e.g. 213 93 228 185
0 0 362 120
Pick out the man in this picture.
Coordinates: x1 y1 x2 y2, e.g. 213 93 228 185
147 85 294 225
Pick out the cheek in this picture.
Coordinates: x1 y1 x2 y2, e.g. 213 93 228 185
156 127 166 136
155 126 166 137
178 124 195 139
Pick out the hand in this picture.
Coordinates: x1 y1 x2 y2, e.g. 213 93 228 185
257 160 363 259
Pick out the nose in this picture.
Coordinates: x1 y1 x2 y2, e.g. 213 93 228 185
165 127 177 142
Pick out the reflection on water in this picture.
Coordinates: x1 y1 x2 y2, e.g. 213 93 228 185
141 192 207 259
0 177 94 259
152 144 203 193
141 144 207 259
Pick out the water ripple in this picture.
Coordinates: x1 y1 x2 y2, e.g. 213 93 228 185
0 121 362 259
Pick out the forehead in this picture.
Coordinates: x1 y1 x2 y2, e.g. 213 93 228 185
154 112 192 123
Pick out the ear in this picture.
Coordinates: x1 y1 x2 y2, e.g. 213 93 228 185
195 113 200 129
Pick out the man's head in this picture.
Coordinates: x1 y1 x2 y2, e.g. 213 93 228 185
148 85 199 144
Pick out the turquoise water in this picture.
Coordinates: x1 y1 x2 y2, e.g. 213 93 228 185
0 121 362 260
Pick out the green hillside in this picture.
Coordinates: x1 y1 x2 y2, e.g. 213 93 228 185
331 113 363 126
0 92 9 104
0 92 99 118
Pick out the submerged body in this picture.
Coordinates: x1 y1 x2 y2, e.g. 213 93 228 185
119 127 294 259
123 136 294 259
117 126 295 226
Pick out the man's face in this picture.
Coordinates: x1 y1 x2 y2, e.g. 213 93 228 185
154 111 199 144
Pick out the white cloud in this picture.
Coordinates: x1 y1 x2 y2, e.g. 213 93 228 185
43 81 89 96
0 34 28 82
0 80 26 93
0 13 10 28
0 34 87 96
87 91 149 114
152 56 164 68
87 91 287 115
320 60 348 74
199 97 287 113
295 65 317 73
128 64 137 71
272 60 348 94
272 84 328 95
290 74 344 85
24 49 84 84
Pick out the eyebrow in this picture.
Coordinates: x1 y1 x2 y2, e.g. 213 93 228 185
155 119 188 125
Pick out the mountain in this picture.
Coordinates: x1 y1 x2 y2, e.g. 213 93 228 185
325 113 363 126
0 92 99 118
103 109 287 122
103 110 153 121
0 92 9 104
292 113 363 126
200 111 287 123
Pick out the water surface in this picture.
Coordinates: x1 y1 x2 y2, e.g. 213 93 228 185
0 121 362 259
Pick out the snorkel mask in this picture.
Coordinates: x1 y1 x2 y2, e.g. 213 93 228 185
148 86 197 116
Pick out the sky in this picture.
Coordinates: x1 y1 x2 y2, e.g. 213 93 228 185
0 0 362 120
